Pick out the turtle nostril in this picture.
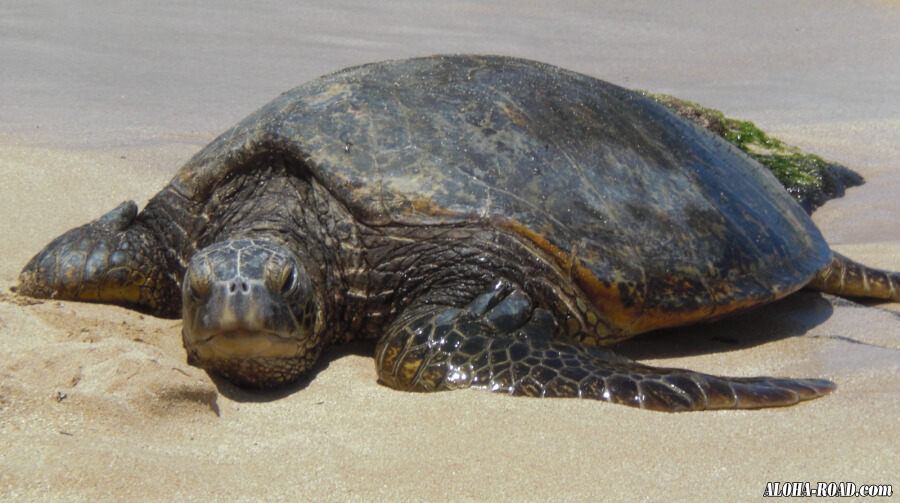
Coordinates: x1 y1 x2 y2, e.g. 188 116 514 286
229 278 250 294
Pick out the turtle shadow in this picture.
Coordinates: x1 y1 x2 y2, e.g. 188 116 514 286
206 341 375 403
614 291 836 361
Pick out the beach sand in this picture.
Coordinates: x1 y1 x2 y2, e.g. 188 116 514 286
1 2 898 501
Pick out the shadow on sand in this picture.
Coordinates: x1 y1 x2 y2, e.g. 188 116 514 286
206 340 376 403
614 290 837 361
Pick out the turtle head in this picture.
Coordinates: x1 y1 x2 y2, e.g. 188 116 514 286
181 239 324 388
17 201 180 317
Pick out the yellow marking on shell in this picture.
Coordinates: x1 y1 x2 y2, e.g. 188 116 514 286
497 101 530 128
498 218 641 331
411 197 457 217
498 217 786 335
629 277 782 334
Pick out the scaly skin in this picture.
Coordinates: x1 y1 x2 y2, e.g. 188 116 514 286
808 253 900 301
17 201 181 317
376 285 834 411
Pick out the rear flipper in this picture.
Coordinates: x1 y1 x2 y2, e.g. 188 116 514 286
375 286 834 412
808 252 900 301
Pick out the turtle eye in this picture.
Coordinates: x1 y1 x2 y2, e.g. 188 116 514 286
266 258 298 297
185 265 211 301
280 265 297 295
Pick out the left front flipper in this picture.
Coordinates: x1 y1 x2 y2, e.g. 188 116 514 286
375 286 834 412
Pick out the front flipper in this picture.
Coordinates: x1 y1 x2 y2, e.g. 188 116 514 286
375 287 835 412
17 201 181 317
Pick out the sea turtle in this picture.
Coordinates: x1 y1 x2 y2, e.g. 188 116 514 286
18 55 900 412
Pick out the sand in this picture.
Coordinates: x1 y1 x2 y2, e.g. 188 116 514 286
1 1 898 501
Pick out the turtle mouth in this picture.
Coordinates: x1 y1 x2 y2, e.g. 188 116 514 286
184 330 314 388
186 330 302 360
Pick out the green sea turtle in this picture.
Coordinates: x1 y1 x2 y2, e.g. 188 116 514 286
18 55 900 412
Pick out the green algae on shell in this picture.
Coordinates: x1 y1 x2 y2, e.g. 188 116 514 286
645 93 864 213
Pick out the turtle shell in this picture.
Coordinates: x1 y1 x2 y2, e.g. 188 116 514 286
169 54 831 334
